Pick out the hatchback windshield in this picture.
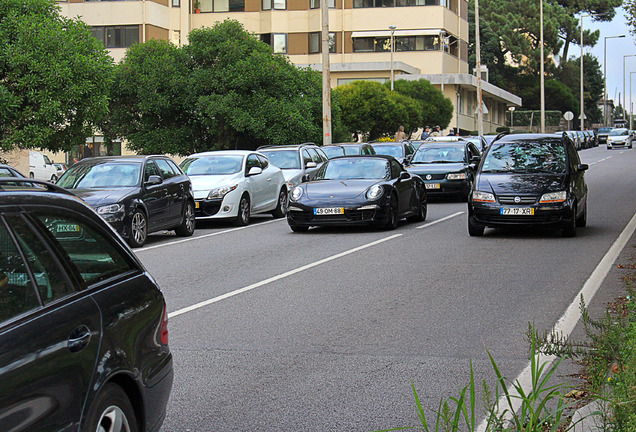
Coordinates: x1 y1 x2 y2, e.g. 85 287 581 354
316 158 390 180
370 144 404 158
481 140 566 174
322 146 346 158
412 146 465 163
609 129 629 136
180 155 243 175
342 146 362 155
598 127 613 133
57 162 142 188
258 150 301 169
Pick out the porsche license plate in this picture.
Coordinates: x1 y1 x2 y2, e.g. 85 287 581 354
500 207 534 216
425 183 441 189
314 207 344 215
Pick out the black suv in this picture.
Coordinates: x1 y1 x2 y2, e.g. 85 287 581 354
0 179 172 432
57 155 195 247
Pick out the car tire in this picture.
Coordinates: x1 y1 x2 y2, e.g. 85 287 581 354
468 217 484 237
128 209 148 248
290 225 309 232
407 188 427 222
51 174 57 183
271 188 288 218
84 383 139 432
561 205 577 238
175 200 196 237
233 194 250 227
384 194 399 230
576 201 587 228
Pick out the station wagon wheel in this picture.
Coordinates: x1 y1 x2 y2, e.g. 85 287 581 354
175 200 195 237
128 210 147 248
234 194 250 226
85 383 138 432
271 188 288 218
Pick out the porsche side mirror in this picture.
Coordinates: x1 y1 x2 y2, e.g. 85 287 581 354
399 171 410 180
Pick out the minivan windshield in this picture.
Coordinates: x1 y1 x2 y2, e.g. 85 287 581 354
481 140 566 174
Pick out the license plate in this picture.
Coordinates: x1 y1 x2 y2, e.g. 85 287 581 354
500 207 534 216
425 183 441 190
56 224 80 233
314 207 344 215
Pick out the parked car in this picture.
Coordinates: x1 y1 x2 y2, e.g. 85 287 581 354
565 131 582 150
0 178 173 432
56 155 195 247
53 162 68 173
407 141 481 200
597 127 613 144
322 143 376 158
463 136 489 152
467 133 588 237
29 151 63 182
368 141 416 165
257 143 328 190
180 150 288 226
607 128 633 149
287 155 427 231
0 164 26 178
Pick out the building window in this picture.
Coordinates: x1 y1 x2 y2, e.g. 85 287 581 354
200 0 244 11
172 0 180 5
353 0 448 7
261 33 287 53
263 0 285 9
310 0 335 8
91 26 139 49
352 35 440 52
309 33 337 54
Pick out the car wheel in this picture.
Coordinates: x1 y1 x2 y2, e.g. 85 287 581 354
468 217 485 237
561 205 577 237
576 201 587 228
407 188 427 222
290 225 309 232
85 383 138 432
128 210 148 248
384 194 399 230
233 194 250 226
175 200 196 237
271 188 288 218
51 174 57 183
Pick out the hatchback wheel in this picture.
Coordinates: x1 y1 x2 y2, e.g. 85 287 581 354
128 210 147 248
175 201 195 237
234 195 250 226
271 188 288 218
85 384 138 432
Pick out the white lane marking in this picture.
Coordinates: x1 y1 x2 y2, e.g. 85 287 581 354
168 234 403 318
416 211 464 229
135 218 285 253
477 210 636 432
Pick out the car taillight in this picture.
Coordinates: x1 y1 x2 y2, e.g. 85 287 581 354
160 303 169 345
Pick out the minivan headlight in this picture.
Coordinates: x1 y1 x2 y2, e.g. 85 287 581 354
539 191 566 203
366 185 384 200
472 191 495 203
290 186 304 201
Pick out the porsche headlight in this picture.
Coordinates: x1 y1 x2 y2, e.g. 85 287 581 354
446 173 467 180
539 191 566 203
208 184 238 200
472 190 495 203
366 185 384 200
290 186 304 201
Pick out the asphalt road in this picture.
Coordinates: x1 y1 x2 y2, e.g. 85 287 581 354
134 145 636 432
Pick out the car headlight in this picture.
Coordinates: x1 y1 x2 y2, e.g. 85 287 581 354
446 173 467 180
366 185 384 200
208 184 238 200
539 191 566 203
290 186 304 201
472 190 495 203
97 203 124 214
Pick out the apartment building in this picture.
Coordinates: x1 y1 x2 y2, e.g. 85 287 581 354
57 0 520 142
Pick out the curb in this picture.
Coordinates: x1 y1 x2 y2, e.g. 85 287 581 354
571 399 605 431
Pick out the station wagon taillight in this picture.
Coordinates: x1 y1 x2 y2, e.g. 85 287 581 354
160 303 169 345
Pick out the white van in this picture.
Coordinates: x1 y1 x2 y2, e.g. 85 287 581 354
29 151 63 182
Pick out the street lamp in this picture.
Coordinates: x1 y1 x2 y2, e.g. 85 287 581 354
630 71 636 129
389 25 396 91
604 34 626 126
623 54 636 121
580 12 608 131
508 106 515 128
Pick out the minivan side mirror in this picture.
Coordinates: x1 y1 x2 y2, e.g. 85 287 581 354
578 164 589 171
145 175 163 186
306 162 317 169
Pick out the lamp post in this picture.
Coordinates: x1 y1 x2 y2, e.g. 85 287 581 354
508 106 515 129
604 34 626 126
631 71 636 129
623 54 636 122
540 0 545 133
475 0 483 137
389 25 396 91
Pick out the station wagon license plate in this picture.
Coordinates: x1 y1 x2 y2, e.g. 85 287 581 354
500 207 534 216
314 207 344 215
425 183 441 189
56 223 80 233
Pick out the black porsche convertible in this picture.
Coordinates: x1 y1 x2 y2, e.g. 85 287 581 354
286 155 427 232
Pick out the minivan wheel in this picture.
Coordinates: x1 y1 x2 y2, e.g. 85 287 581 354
576 201 587 228
561 205 577 237
468 217 484 237
85 383 138 432
128 210 147 248
175 201 195 237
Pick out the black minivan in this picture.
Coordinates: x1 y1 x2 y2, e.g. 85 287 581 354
467 133 588 237
0 179 172 432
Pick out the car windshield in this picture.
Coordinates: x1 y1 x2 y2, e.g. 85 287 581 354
316 158 390 180
322 146 346 158
598 127 612 133
57 162 142 188
481 140 566 174
259 150 300 169
371 144 404 158
180 155 243 175
609 129 628 136
342 146 361 155
412 146 465 163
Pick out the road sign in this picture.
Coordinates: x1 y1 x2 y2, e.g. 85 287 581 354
578 113 587 120
564 111 574 121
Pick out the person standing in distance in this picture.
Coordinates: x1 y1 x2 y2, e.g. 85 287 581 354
395 125 406 141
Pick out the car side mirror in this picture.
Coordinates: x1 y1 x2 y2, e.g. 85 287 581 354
578 164 589 171
306 162 317 169
145 175 163 186
470 155 481 163
302 174 311 183
399 171 410 180
247 167 263 176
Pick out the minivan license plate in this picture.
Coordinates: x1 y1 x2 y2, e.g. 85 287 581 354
500 207 534 216
314 207 344 215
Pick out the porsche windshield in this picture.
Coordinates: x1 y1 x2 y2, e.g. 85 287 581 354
481 140 566 174
316 158 390 180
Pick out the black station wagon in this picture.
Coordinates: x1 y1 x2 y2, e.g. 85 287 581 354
0 179 173 432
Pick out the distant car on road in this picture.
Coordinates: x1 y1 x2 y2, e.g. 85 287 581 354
0 178 173 432
257 143 328 190
322 143 376 158
368 141 416 165
57 155 195 247
607 128 633 149
468 133 588 237
181 150 288 226
597 127 613 144
29 151 64 182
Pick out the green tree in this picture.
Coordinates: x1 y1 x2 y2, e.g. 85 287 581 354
0 0 113 152
519 78 579 113
559 54 604 124
388 79 454 132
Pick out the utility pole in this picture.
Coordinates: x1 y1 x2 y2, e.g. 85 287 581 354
540 0 545 133
321 0 332 145
475 0 483 137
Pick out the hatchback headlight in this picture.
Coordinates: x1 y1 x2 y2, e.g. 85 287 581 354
208 184 238 200
539 191 566 203
290 186 304 201
97 203 124 214
472 190 495 203
446 173 467 180
366 185 384 200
